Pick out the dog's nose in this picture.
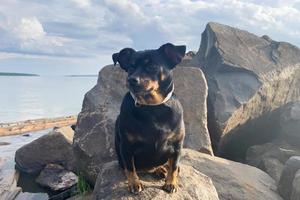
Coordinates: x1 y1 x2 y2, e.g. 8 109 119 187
128 76 140 86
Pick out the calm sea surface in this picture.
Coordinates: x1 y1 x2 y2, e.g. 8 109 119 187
0 76 97 123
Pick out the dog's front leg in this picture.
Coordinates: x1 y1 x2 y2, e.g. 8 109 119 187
120 142 144 194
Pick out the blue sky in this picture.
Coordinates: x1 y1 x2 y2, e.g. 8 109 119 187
0 0 300 75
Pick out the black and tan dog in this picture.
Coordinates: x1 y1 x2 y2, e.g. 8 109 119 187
113 43 186 194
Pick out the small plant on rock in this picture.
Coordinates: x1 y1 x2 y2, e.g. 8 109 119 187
77 171 91 194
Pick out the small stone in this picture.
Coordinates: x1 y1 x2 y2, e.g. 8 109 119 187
0 142 10 146
22 134 30 137
36 164 78 191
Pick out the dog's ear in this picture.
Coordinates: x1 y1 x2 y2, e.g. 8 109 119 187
159 43 186 69
112 48 135 71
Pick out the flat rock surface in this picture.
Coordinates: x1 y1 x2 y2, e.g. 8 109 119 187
181 149 282 200
92 161 219 200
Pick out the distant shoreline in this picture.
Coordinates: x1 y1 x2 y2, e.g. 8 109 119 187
0 72 39 76
0 115 77 136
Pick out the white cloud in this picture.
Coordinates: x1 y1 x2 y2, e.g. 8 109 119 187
71 0 91 8
0 17 74 56
104 0 146 22
14 18 45 41
0 0 300 68
137 0 300 49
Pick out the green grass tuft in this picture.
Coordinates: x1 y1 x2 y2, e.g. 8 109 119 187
77 171 91 194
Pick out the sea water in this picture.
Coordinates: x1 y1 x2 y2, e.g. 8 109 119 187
0 76 97 123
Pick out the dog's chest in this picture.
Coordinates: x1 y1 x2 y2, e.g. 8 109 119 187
127 118 178 156
127 119 174 140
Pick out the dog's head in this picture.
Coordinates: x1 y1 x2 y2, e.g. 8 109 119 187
112 43 186 105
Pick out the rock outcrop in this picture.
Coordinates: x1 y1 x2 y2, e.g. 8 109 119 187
91 149 281 200
73 65 213 184
15 126 75 173
92 160 219 200
192 22 300 154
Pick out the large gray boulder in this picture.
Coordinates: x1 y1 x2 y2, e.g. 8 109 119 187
192 22 300 153
92 160 219 200
73 65 213 184
15 127 75 173
278 156 300 200
181 149 282 200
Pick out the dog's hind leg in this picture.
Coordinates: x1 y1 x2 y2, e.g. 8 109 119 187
114 116 124 169
154 165 168 179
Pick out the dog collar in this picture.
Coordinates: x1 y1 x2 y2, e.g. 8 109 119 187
130 83 174 107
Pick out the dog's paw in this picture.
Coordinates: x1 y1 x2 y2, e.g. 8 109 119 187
162 183 178 193
153 166 168 179
128 180 144 194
